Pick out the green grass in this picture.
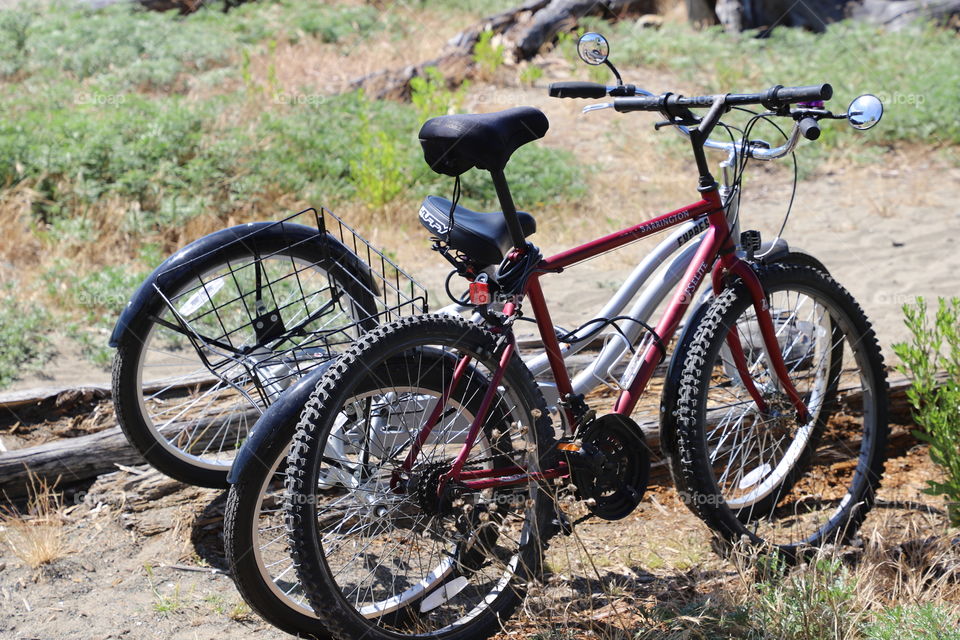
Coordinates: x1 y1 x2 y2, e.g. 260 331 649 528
634 554 960 640
865 604 960 640
0 1 588 384
578 19 960 145
0 286 54 388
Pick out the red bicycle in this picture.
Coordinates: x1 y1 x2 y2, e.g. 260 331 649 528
283 33 888 640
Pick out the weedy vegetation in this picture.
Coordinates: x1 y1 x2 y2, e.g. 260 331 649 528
894 296 960 525
0 472 69 569
0 0 584 385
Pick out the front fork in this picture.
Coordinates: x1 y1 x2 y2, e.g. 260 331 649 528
712 254 810 423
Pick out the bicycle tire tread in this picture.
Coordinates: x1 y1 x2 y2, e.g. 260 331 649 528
283 313 554 640
669 263 888 549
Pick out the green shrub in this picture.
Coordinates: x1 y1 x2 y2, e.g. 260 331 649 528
0 9 31 77
0 286 54 389
865 604 960 640
0 3 236 89
250 91 419 206
0 90 213 225
350 117 409 208
412 0 517 15
410 67 468 121
893 297 960 525
292 4 381 44
749 556 861 640
518 64 543 86
473 30 504 77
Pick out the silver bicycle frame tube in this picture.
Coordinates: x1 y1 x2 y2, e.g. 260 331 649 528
521 220 705 386
434 152 744 412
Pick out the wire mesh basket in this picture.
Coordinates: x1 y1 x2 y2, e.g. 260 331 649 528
151 207 428 407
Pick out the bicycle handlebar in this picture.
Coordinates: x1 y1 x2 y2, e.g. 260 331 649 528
611 84 833 112
553 82 834 161
548 81 609 99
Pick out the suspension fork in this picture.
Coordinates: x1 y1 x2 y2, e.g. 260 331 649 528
713 255 810 423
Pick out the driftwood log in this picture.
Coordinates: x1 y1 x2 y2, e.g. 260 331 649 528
0 373 927 498
0 406 258 499
697 0 960 32
350 0 656 100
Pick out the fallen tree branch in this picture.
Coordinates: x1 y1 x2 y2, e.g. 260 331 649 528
0 372 931 498
0 410 256 499
350 0 655 100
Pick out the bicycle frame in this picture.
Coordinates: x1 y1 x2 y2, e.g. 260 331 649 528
438 153 745 424
404 185 810 491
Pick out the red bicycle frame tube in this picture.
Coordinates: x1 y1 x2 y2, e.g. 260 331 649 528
411 187 808 492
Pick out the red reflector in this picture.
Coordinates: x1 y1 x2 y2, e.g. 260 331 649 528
469 281 491 305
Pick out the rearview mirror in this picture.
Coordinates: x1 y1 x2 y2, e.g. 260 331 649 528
577 32 609 66
847 94 883 130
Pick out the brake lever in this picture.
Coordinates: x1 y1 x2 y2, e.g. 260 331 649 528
582 103 614 114
654 117 701 130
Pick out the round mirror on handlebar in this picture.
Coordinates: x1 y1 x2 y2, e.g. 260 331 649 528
577 32 609 65
847 94 883 130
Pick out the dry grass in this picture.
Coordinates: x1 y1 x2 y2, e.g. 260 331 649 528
492 446 960 639
0 471 69 569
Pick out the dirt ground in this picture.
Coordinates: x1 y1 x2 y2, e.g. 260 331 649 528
0 390 954 640
2 4 959 639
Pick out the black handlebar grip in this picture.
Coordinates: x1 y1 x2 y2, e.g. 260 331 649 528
548 82 608 99
613 96 661 112
798 117 821 141
773 83 833 104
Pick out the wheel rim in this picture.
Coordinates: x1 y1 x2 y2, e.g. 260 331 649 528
134 255 360 471
251 446 316 617
307 362 542 635
702 284 879 546
715 296 833 509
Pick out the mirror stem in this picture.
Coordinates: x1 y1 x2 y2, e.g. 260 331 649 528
604 60 623 86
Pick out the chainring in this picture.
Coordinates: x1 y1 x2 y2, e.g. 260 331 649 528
568 413 651 521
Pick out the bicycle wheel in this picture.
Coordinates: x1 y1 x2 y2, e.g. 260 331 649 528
660 248 834 461
223 379 327 638
285 315 554 640
113 227 377 488
666 264 887 553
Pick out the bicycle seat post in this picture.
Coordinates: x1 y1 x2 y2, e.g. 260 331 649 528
489 168 528 250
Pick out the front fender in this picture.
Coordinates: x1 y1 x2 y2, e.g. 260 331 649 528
227 361 334 484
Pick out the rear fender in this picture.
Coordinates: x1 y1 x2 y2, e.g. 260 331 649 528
109 222 376 347
227 361 334 484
